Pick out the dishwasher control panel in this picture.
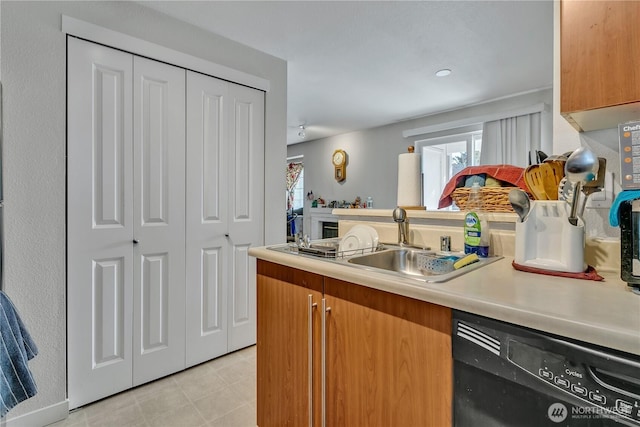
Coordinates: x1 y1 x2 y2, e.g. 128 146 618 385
509 339 640 424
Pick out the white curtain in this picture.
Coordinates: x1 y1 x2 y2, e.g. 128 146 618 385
479 112 541 167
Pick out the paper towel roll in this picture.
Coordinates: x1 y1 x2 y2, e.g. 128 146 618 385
397 152 422 207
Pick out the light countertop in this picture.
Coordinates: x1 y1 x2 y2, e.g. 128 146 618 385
249 245 640 356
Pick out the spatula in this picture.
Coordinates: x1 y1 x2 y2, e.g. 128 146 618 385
544 160 565 186
539 163 560 200
524 164 548 200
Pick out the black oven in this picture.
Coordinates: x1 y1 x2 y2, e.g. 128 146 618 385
453 310 640 426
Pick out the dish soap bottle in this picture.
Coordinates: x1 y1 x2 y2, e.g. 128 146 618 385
464 182 490 257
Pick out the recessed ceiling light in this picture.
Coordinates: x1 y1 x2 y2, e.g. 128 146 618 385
435 69 452 77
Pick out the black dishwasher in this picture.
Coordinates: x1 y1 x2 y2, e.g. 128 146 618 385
453 310 640 426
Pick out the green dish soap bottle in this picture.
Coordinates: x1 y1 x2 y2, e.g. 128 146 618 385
464 182 490 257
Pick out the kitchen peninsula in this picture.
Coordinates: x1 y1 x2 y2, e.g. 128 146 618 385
250 209 639 426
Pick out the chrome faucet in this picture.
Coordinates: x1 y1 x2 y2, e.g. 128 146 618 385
392 207 408 246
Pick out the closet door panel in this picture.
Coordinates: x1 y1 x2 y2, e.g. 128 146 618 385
133 56 186 385
185 71 229 366
67 37 134 409
227 83 265 351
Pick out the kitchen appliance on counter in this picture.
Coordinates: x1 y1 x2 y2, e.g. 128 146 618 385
618 199 640 294
453 310 640 426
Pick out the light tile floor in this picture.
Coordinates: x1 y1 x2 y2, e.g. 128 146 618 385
51 346 256 427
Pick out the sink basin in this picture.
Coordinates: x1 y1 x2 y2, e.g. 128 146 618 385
347 248 502 283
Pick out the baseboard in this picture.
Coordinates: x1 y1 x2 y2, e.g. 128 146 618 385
3 400 68 427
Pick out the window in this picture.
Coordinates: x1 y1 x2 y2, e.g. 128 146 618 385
291 167 304 211
286 158 304 212
415 130 482 210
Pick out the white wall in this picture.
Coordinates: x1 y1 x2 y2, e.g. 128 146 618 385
287 89 553 213
0 1 286 423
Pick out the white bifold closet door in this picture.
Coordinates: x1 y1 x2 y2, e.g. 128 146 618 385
185 71 264 367
67 37 186 408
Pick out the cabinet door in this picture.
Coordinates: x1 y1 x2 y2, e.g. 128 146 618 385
324 278 452 427
561 1 640 113
132 56 186 386
257 261 323 427
227 83 265 351
185 71 230 366
67 38 134 408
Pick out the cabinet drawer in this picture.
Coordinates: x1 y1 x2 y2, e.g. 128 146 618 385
257 260 323 292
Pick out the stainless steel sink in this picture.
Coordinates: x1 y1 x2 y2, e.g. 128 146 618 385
265 240 502 283
347 248 502 283
347 248 430 277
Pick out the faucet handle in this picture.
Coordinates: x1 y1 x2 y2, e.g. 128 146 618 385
440 236 451 252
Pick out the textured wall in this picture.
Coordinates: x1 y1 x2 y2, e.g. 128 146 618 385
0 1 286 422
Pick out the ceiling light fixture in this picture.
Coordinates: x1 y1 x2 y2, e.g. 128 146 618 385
298 125 306 138
435 69 452 77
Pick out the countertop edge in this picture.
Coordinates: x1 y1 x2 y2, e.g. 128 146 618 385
249 246 640 356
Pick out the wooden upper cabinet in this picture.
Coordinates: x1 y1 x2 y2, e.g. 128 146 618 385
560 1 640 131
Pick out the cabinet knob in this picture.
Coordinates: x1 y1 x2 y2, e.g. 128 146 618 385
133 239 139 244
224 233 230 238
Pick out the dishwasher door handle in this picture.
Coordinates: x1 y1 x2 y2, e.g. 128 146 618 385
588 365 640 397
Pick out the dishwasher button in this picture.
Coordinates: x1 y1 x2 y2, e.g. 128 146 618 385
539 369 554 380
571 384 588 396
554 377 570 388
589 392 606 405
615 399 633 416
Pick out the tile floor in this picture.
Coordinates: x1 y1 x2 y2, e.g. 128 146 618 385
51 346 257 427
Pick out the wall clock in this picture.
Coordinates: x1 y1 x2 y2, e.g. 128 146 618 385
332 149 347 182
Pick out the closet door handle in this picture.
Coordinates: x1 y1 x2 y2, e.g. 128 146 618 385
308 295 317 427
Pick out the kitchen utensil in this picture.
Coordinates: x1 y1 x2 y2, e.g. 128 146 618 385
508 189 531 222
564 147 598 226
539 163 560 200
524 164 548 200
544 160 565 192
578 157 607 217
557 177 574 202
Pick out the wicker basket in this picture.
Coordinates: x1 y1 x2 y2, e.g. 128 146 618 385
451 187 516 213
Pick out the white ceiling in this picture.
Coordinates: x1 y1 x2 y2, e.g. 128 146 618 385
140 1 554 144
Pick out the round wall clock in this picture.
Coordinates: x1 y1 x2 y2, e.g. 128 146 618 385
332 149 347 182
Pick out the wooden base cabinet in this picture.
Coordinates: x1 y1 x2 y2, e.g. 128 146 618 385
257 261 323 427
257 260 452 427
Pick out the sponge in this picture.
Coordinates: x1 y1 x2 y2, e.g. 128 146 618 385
453 253 480 269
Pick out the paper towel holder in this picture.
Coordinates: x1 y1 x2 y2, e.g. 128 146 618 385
397 146 426 210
